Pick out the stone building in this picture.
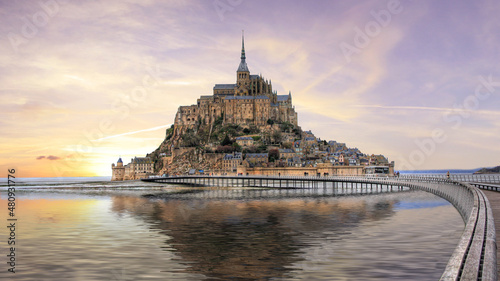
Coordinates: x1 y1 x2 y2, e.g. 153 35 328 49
111 156 154 181
111 157 125 181
245 153 269 167
235 137 254 147
222 152 242 174
174 34 298 130
237 163 365 177
278 149 296 162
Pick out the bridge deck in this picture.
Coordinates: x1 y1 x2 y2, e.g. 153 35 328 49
480 189 500 278
470 182 500 192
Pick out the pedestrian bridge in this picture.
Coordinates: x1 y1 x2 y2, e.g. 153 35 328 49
142 175 498 280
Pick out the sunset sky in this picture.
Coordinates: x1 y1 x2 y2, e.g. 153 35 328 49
1 0 499 177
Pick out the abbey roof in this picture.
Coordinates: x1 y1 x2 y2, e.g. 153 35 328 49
225 95 269 100
214 84 236 89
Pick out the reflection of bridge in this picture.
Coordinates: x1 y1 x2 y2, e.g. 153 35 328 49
142 175 498 280
143 184 411 201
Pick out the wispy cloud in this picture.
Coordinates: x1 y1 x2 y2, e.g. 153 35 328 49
354 105 452 111
354 105 500 116
95 124 172 141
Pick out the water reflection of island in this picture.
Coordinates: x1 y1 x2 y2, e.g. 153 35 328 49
111 190 401 280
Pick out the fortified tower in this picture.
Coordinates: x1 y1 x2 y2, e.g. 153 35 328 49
111 157 124 181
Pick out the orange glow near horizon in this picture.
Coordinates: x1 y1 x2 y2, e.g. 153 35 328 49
0 198 103 224
0 128 166 177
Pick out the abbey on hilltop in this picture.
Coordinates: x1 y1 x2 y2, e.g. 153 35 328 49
175 33 298 129
111 33 394 180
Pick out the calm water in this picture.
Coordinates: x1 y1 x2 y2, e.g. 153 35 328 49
0 178 464 280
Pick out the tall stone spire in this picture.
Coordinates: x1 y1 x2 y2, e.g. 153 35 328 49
241 30 246 60
237 30 249 72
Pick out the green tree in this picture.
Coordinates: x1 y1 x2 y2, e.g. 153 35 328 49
165 126 174 140
243 146 258 154
221 134 233 146
292 127 302 138
269 148 279 162
248 125 260 134
251 136 262 141
283 141 293 149
280 121 293 133
181 131 202 147
232 142 242 152
214 115 223 128
256 144 268 153
216 145 234 153
262 131 271 144
272 130 282 144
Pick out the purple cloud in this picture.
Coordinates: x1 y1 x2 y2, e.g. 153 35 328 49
47 155 61 160
36 155 61 160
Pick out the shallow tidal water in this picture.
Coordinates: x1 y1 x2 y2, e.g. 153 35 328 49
0 180 464 280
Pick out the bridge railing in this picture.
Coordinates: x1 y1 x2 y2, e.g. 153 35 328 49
435 180 497 281
152 173 500 183
450 174 500 183
469 182 500 192
398 174 500 183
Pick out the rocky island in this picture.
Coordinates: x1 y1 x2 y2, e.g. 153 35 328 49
112 34 394 180
474 166 500 174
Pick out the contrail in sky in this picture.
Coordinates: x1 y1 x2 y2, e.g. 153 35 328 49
354 105 500 115
95 124 172 141
354 105 453 111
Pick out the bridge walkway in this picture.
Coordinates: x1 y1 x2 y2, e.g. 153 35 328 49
480 189 500 279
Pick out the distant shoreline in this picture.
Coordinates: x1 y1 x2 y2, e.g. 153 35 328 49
398 169 481 174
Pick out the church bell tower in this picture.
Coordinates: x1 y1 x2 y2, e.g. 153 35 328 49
236 31 250 96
